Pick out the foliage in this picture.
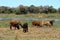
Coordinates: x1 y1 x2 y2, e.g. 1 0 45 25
0 5 60 14
57 8 60 13
15 5 28 15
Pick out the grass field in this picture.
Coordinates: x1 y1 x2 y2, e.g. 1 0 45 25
0 20 60 40
0 27 60 40
0 13 60 40
0 13 60 18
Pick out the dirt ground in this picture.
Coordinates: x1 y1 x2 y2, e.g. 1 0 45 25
0 27 60 40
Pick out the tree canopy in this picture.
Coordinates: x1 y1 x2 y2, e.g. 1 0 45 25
0 5 60 14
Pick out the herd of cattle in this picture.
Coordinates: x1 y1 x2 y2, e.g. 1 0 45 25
10 20 55 33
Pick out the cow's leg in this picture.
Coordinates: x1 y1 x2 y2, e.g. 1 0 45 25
14 26 16 30
23 28 28 33
48 23 51 27
23 28 26 33
10 25 12 30
46 24 51 27
16 25 20 30
26 28 28 32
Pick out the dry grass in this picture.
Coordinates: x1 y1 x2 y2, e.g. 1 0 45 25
0 27 60 40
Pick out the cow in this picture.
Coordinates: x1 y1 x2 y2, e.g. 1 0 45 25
21 23 28 33
10 20 22 30
10 20 28 33
41 20 55 27
32 20 42 27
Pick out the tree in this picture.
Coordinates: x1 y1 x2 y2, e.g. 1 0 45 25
0 6 8 13
28 5 39 13
38 6 44 13
15 5 28 15
48 6 57 13
0 6 16 14
57 8 60 13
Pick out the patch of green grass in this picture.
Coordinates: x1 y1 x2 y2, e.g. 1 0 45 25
0 13 60 18
0 20 9 27
53 22 60 28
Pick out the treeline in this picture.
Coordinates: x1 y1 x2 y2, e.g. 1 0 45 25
0 5 60 14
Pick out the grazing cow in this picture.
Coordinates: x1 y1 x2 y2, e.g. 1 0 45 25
20 23 28 33
10 20 28 33
41 20 55 27
10 20 22 30
32 20 42 27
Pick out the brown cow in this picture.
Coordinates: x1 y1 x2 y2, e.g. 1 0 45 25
32 20 42 27
10 20 22 30
41 20 55 27
10 20 28 33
